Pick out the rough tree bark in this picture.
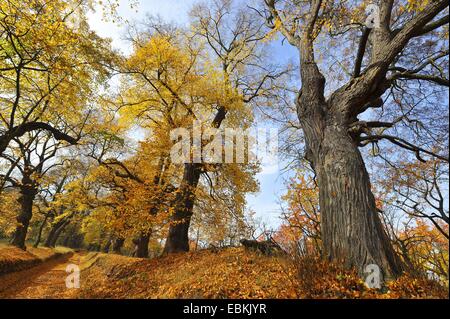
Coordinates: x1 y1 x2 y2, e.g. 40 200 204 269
163 107 226 253
163 163 201 253
264 0 449 278
298 84 404 277
10 175 37 250
295 28 404 279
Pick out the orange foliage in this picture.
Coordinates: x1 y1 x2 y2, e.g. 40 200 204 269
294 255 448 299
77 247 448 299
275 170 321 254
79 248 300 299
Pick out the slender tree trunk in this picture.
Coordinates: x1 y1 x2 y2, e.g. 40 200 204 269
112 237 125 254
11 187 36 250
62 235 70 247
102 238 112 253
33 213 49 248
163 163 201 254
133 233 150 258
45 219 69 248
44 224 58 248
47 221 68 248
397 242 416 274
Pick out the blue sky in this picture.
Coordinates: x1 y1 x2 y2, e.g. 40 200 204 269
88 0 299 228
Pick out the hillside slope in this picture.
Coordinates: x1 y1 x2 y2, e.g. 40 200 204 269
78 247 448 299
79 248 299 299
0 245 72 276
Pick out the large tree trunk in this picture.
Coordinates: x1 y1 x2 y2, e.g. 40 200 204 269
299 107 404 278
163 163 201 254
294 33 404 278
265 0 448 281
163 104 226 254
314 123 404 279
11 187 36 250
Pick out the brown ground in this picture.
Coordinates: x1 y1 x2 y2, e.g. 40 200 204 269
0 252 87 299
0 247 447 299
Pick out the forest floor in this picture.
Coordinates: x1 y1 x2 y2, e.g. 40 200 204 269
0 252 82 298
0 247 448 299
0 247 299 299
0 245 73 276
78 247 299 299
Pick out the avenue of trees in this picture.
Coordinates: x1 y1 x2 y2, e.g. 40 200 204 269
0 0 448 284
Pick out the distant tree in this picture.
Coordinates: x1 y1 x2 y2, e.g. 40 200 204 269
277 169 321 255
0 0 115 156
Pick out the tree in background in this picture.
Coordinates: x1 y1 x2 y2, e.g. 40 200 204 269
162 0 289 253
0 0 116 156
109 6 283 254
3 130 77 249
383 158 448 239
373 153 449 283
277 168 321 256
0 0 121 250
190 164 260 249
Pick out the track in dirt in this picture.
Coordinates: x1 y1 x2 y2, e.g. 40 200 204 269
0 252 86 299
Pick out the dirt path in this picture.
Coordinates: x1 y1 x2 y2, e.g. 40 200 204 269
0 252 88 299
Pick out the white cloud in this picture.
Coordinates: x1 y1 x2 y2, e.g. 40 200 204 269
258 163 279 176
